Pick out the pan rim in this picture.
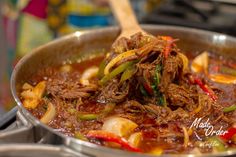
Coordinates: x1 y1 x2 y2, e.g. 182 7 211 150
10 24 236 157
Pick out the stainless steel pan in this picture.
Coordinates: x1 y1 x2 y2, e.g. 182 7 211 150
1 25 236 157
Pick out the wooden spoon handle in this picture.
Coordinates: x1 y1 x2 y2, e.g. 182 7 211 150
109 0 143 36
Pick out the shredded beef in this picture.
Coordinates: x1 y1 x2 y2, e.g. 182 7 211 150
166 83 195 107
47 73 97 99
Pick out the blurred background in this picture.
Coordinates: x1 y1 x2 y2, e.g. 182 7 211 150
0 0 236 115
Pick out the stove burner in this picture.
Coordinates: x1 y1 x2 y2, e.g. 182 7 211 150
142 0 236 36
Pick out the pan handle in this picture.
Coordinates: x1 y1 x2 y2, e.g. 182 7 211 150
0 107 17 129
0 109 35 143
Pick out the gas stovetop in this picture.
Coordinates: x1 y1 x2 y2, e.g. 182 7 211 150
142 0 236 36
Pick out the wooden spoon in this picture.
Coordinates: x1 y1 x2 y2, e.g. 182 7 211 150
109 0 148 39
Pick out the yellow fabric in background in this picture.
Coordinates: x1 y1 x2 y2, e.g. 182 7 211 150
17 13 53 57
67 0 110 15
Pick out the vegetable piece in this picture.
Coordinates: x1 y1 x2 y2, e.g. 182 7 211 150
194 78 217 101
193 103 202 114
21 90 36 99
142 69 154 95
149 147 163 155
191 51 208 74
160 36 174 58
178 52 189 72
209 74 236 84
139 85 148 96
102 103 116 115
33 81 46 98
193 94 205 114
136 40 156 57
80 66 99 86
97 60 106 78
75 131 88 141
21 81 46 109
40 102 56 124
159 94 167 107
87 130 142 152
22 83 33 90
60 64 72 73
220 127 236 140
128 132 142 148
102 117 138 137
223 104 236 113
99 61 135 85
232 134 236 144
23 99 39 109
77 103 116 121
153 65 162 90
220 66 236 76
207 137 226 152
104 50 137 75
78 113 98 120
120 65 136 83
182 126 189 148
142 81 153 95
189 148 202 154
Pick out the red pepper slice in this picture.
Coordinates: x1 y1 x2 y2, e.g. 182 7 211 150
142 70 153 95
161 36 174 58
87 130 142 152
142 82 153 95
194 78 217 101
220 127 236 140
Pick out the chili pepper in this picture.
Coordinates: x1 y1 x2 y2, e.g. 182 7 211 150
104 50 137 75
87 130 142 152
120 65 137 83
77 103 116 120
220 127 236 140
97 60 106 79
75 131 88 141
142 70 154 95
78 113 98 120
161 36 174 58
154 65 161 86
207 137 226 152
142 81 153 95
159 94 167 107
140 84 148 96
99 61 135 85
194 78 217 101
223 104 236 113
209 74 236 84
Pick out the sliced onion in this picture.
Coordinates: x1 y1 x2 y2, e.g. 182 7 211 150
80 66 99 86
102 117 138 137
178 52 189 72
189 148 202 154
104 50 136 75
21 90 36 99
23 99 39 109
209 74 236 84
60 64 72 73
149 147 163 155
21 81 46 109
22 83 33 90
182 126 189 148
191 51 208 74
33 81 46 98
40 102 56 124
128 132 142 148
